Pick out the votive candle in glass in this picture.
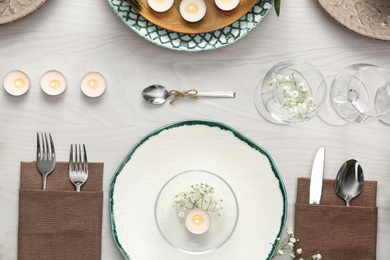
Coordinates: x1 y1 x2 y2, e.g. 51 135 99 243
185 208 211 234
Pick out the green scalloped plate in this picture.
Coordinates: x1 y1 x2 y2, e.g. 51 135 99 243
109 119 287 259
107 0 273 51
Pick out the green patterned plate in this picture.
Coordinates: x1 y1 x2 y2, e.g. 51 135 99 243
107 0 273 51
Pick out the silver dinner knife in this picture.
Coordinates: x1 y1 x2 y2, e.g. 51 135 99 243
309 147 326 204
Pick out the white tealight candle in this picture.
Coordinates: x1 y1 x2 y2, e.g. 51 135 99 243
148 0 174 12
80 72 106 97
179 0 207 23
185 208 211 234
214 0 240 11
3 70 30 96
41 70 67 96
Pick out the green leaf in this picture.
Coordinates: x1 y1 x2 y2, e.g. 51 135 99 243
274 0 281 17
130 0 143 9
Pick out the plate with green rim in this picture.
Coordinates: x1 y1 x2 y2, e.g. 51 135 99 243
109 119 287 259
107 0 274 51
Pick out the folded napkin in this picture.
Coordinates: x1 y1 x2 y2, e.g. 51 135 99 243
18 161 103 260
294 177 377 260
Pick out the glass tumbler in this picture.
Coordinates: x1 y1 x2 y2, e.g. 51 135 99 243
255 60 327 124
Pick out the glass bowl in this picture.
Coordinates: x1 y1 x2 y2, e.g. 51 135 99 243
255 60 327 124
154 169 239 255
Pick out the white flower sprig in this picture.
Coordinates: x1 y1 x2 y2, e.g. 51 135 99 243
173 183 223 218
271 73 318 120
271 227 321 260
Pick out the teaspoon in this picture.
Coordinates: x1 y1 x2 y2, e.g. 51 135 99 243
335 159 364 206
142 84 236 105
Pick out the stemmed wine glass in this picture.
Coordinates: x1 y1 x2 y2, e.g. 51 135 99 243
324 64 390 124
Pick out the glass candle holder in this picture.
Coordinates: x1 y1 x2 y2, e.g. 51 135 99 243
154 169 239 255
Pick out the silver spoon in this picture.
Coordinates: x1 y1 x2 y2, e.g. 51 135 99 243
335 159 364 206
142 84 236 105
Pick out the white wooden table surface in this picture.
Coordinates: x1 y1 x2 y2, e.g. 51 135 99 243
0 0 389 259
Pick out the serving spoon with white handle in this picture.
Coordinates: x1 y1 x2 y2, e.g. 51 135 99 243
142 84 236 105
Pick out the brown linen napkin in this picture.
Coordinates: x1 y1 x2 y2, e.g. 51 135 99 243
294 177 377 260
18 161 104 260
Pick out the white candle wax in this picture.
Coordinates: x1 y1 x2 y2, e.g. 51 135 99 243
41 70 67 96
3 70 30 96
185 208 211 234
81 72 106 97
148 0 174 12
179 0 207 23
214 0 240 11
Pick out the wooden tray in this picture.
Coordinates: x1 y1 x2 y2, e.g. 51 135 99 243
127 0 258 34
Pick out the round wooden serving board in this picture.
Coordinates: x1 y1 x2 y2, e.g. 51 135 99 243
127 0 258 34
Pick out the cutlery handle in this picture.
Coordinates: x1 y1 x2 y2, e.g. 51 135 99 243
195 92 236 98
42 175 47 190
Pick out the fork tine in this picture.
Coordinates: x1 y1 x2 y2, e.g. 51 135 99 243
78 144 82 172
37 133 41 161
83 144 88 174
75 144 79 172
69 144 74 172
43 132 49 161
49 133 55 161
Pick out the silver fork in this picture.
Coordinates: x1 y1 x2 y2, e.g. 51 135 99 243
69 144 88 192
36 133 56 190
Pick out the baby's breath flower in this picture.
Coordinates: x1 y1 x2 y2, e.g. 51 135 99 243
173 183 223 217
291 90 299 98
271 228 319 260
273 73 318 121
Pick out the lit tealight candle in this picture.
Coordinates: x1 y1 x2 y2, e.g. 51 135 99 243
41 70 67 96
179 0 207 23
214 0 240 11
80 72 106 97
148 0 174 12
3 70 30 96
185 208 211 234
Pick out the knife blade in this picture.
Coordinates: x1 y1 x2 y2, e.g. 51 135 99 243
309 147 326 204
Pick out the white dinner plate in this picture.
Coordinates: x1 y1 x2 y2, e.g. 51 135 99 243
109 119 287 259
